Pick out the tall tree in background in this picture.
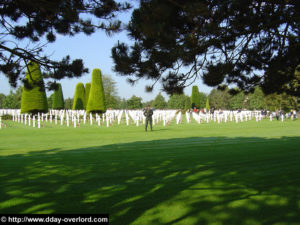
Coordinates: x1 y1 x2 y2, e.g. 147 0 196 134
52 83 64 109
229 91 246 110
168 94 186 109
152 93 167 109
143 100 154 108
264 93 297 112
208 86 298 111
112 0 299 96
1 87 22 109
102 75 119 109
0 93 5 108
248 87 265 110
119 98 127 109
208 88 231 110
184 96 191 111
191 86 200 109
126 95 142 109
0 0 131 90
64 98 73 109
21 62 48 113
199 92 207 109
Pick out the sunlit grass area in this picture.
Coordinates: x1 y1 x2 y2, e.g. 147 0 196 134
0 119 300 224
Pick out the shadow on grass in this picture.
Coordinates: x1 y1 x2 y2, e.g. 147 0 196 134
0 136 300 225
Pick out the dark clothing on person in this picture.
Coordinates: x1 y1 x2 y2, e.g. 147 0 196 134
145 117 152 131
275 110 279 120
144 108 153 131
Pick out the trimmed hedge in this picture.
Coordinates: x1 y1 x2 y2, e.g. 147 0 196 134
72 82 85 110
85 83 91 108
52 83 64 109
86 69 106 114
21 61 48 114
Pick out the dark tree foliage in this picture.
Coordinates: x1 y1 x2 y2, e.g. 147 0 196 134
0 0 131 90
112 0 300 96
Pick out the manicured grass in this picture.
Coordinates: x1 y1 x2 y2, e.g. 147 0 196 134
0 118 300 225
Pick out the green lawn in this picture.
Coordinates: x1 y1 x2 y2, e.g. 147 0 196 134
0 118 300 225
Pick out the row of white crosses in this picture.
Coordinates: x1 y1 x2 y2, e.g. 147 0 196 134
127 110 144 126
1 108 291 129
0 109 112 128
126 110 178 127
0 109 106 128
176 111 182 124
0 109 179 128
189 109 291 124
155 110 177 126
189 110 262 124
185 111 191 123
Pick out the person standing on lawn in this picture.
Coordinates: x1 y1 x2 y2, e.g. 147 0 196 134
144 105 153 132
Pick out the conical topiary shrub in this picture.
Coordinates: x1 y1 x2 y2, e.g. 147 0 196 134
85 82 91 108
21 61 48 114
206 98 210 111
52 83 64 109
191 86 200 109
72 82 85 110
86 68 106 114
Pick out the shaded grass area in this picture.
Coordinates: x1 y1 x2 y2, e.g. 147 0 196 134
0 119 300 224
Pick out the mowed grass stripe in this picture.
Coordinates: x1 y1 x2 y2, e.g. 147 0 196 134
0 118 299 224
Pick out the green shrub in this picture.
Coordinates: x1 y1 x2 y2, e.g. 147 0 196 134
152 92 167 109
168 94 186 109
191 86 200 109
86 69 106 114
21 61 48 114
85 83 91 108
184 96 191 110
1 114 13 120
72 82 85 110
52 83 64 109
206 98 210 110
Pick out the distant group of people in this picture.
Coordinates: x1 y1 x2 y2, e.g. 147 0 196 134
191 107 215 114
273 109 297 120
